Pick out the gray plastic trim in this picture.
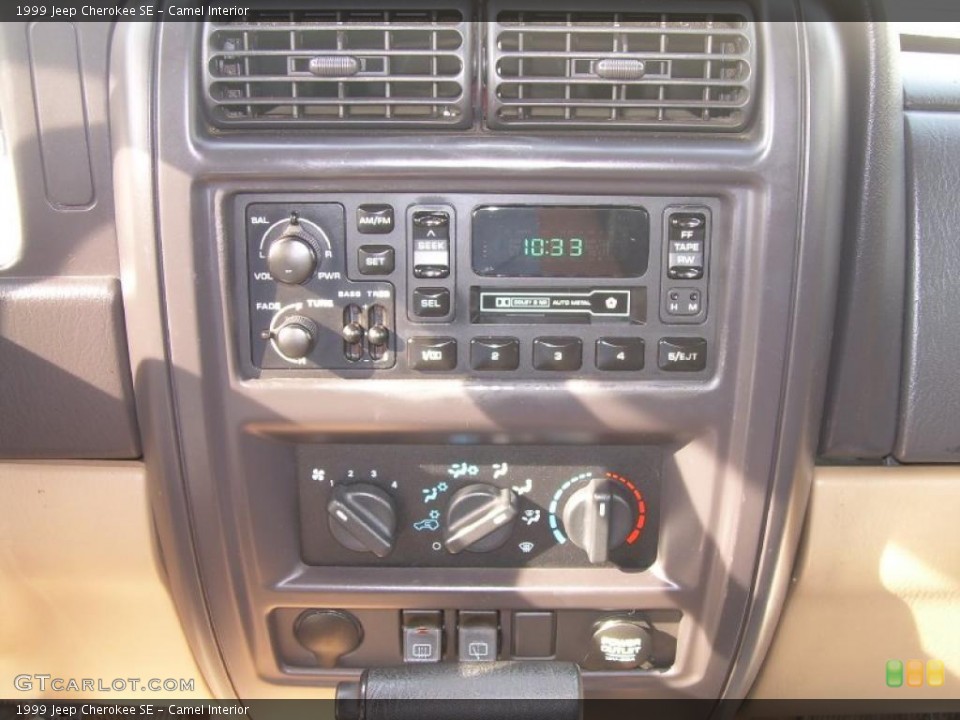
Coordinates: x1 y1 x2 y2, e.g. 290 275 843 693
110 20 234 699
723 13 849 699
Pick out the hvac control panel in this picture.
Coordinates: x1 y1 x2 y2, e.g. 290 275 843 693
239 193 715 378
298 445 661 570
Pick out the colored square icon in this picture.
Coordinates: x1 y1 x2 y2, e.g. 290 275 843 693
886 659 904 688
907 659 924 687
928 659 946 687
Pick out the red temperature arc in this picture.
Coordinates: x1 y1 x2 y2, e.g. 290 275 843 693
605 471 647 545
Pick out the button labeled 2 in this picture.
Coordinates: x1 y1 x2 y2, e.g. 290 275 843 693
472 337 520 371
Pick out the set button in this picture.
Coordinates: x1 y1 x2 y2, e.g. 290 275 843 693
358 245 395 276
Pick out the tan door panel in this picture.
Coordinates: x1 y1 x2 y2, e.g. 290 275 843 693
0 462 211 700
751 466 960 699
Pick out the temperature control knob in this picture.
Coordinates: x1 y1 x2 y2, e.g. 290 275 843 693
267 315 318 361
443 484 519 554
328 483 397 558
267 219 321 285
561 478 636 564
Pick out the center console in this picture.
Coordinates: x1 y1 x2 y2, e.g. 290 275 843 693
112 8 850 703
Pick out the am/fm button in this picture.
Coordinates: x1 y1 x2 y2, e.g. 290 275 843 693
658 338 708 372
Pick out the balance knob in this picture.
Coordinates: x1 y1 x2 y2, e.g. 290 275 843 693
443 484 518 554
267 220 321 285
327 483 397 558
561 478 635 565
269 315 318 360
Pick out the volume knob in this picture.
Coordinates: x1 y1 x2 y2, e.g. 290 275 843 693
267 220 321 285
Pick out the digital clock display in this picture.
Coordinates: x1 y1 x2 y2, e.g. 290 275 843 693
472 206 649 278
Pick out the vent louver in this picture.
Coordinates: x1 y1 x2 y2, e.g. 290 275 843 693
204 8 472 129
486 7 756 131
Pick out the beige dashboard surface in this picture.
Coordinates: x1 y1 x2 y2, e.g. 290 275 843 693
0 461 211 700
751 465 960 699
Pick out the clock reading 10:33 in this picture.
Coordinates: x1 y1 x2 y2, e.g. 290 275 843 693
522 236 585 259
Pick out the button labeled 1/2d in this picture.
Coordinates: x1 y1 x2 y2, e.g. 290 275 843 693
408 337 458 371
658 337 708 372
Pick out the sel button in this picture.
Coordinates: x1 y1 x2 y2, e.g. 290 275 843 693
658 338 708 372
413 288 451 319
409 338 458 372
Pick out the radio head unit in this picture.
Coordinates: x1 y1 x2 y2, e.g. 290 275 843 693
238 194 713 378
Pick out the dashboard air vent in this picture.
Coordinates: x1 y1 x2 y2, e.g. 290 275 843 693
204 9 472 129
486 7 756 131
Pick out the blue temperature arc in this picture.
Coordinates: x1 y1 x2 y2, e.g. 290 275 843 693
548 472 594 544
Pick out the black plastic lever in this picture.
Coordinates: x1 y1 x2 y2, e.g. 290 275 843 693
336 661 582 720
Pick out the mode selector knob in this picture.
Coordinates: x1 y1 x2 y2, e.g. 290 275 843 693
327 483 397 558
267 218 322 285
444 484 518 554
561 478 635 565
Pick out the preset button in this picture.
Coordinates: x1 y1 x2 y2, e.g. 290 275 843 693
533 338 583 372
658 337 708 372
471 337 520 371
596 338 645 371
409 338 458 372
